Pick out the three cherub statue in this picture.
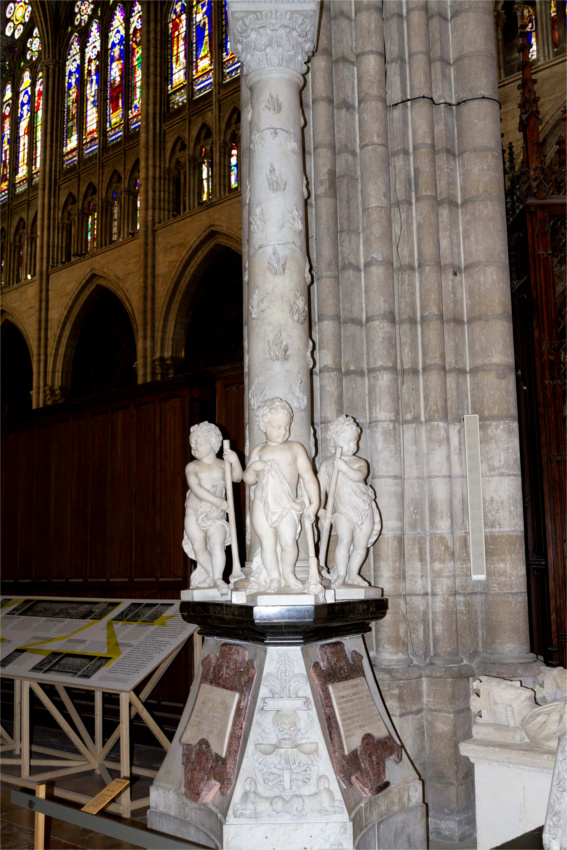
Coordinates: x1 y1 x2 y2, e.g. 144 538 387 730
182 399 381 596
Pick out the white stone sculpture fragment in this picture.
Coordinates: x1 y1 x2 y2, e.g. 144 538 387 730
288 374 307 410
286 205 303 232
543 732 567 850
249 286 266 319
267 246 287 276
470 676 537 742
317 415 382 589
249 377 267 410
182 422 243 593
267 329 289 361
264 92 282 114
290 292 308 324
535 666 567 704
250 204 266 234
523 700 567 750
285 133 300 154
242 398 319 592
267 163 287 192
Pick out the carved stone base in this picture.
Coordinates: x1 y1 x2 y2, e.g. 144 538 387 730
148 612 426 849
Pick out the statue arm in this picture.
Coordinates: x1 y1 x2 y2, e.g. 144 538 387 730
336 456 368 482
242 446 263 485
297 444 320 517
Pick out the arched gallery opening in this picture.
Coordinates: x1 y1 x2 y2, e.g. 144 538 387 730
182 245 243 373
69 286 137 400
1 319 33 419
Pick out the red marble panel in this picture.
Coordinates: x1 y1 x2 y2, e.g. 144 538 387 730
311 641 402 797
182 643 256 803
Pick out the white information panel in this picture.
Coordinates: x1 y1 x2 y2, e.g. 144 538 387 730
0 597 197 692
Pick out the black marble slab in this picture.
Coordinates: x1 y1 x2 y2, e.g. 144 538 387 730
180 598 388 645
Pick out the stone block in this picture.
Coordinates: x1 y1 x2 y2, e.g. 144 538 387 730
467 315 515 369
469 369 518 419
479 419 522 476
482 475 524 532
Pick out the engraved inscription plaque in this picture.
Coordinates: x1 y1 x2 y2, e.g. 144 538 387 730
182 682 239 758
328 677 388 753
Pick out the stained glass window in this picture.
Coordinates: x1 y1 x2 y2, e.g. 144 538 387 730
200 145 211 202
87 200 97 251
74 0 93 28
64 34 80 167
551 0 559 48
15 69 31 192
523 4 537 61
222 1 240 82
129 1 142 131
111 190 120 241
135 177 140 229
230 141 238 190
1 85 12 203
26 26 41 62
192 0 213 97
32 72 42 183
5 2 31 40
169 0 187 109
107 6 125 144
84 21 100 157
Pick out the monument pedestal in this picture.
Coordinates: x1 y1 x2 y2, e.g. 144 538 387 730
148 601 426 849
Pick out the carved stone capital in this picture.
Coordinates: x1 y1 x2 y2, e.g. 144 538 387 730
227 1 320 76
44 385 69 405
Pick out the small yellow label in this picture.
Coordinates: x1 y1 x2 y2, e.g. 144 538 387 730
80 778 130 814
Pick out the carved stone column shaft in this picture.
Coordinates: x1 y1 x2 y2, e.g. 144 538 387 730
228 0 320 463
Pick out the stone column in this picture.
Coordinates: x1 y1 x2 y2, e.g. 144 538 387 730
452 1 535 670
228 1 320 461
138 1 160 382
34 57 62 407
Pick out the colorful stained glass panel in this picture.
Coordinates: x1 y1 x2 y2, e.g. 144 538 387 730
26 26 41 62
129 1 142 130
5 2 31 39
230 142 238 190
1 84 12 203
169 0 187 109
107 6 125 144
15 69 31 192
75 0 93 28
222 1 240 82
64 34 80 167
84 21 100 157
192 0 213 97
32 72 42 182
523 4 537 60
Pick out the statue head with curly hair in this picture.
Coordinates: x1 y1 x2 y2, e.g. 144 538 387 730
189 421 223 455
255 397 294 434
328 414 361 451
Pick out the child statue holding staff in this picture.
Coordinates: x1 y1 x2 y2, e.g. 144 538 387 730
243 398 320 592
183 421 243 592
318 415 381 588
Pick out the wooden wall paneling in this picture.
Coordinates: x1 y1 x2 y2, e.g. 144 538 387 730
68 416 92 581
1 429 21 581
17 426 37 582
134 401 158 581
89 411 110 584
157 394 186 582
108 407 136 583
33 424 53 583
50 418 75 582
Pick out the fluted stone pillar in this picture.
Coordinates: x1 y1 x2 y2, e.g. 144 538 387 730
228 1 320 465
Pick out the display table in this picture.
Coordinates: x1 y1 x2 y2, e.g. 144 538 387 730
0 596 198 817
148 599 426 850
